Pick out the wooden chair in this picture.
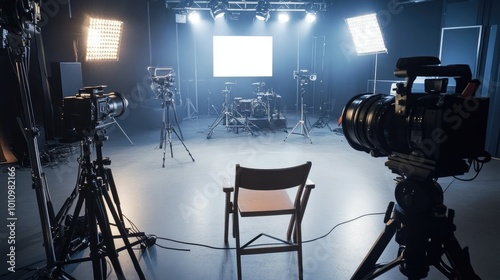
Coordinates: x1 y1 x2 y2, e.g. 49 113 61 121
223 161 314 280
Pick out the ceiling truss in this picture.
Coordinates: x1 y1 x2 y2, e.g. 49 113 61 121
164 1 327 12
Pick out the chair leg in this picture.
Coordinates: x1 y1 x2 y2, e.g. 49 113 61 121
223 187 234 244
237 250 243 280
296 213 303 280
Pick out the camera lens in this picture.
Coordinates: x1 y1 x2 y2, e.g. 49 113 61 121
105 92 128 118
342 93 402 157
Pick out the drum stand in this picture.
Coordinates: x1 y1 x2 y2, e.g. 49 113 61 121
284 82 312 143
206 88 233 139
160 93 195 167
234 108 263 136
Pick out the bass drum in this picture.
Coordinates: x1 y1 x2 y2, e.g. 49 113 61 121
251 101 267 118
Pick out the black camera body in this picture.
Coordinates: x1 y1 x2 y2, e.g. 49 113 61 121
63 86 128 135
342 57 490 178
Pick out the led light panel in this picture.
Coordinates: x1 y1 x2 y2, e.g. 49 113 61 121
86 18 123 61
346 13 387 55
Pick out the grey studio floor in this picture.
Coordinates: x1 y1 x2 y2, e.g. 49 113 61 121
1 112 499 280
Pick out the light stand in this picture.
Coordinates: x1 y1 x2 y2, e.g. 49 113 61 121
284 71 315 143
184 97 198 119
2 3 60 277
346 13 387 93
310 35 335 132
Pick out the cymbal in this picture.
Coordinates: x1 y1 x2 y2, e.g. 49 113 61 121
222 89 230 93
225 82 236 85
251 82 261 86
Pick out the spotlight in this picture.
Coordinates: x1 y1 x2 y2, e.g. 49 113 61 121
278 12 289 23
210 0 227 20
305 4 317 22
188 11 200 23
255 0 270 21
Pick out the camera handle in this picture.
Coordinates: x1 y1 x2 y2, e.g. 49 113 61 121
351 179 480 280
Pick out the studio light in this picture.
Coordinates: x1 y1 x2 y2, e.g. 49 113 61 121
278 12 289 23
188 11 200 23
346 13 387 93
210 0 227 20
305 4 317 22
345 13 387 55
255 0 270 21
86 18 123 61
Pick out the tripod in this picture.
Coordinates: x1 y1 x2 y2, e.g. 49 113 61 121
184 97 198 120
55 133 153 279
352 177 480 280
310 101 334 132
159 91 195 167
284 80 312 143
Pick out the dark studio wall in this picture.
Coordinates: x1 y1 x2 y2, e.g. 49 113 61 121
148 1 329 116
2 0 499 158
325 0 444 116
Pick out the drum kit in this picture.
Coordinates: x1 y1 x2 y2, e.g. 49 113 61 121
206 82 282 139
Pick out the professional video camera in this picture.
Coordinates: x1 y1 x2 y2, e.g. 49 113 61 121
345 57 491 280
342 56 490 179
293 69 317 84
63 86 128 136
148 66 175 100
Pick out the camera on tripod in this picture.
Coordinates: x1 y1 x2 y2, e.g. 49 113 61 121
293 69 317 84
342 56 490 178
148 67 176 100
63 85 128 136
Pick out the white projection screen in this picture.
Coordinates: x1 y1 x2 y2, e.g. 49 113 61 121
213 36 273 77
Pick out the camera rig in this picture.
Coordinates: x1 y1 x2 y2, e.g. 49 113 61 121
344 57 490 280
63 85 128 137
148 66 176 100
293 69 317 85
342 56 490 179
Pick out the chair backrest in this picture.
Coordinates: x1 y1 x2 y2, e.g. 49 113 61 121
235 161 311 192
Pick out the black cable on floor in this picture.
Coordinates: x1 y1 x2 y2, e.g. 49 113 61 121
3 211 390 277
153 212 386 251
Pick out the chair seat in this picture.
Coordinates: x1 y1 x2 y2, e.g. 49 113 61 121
238 188 295 217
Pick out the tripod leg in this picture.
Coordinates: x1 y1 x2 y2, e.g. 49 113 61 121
172 127 195 162
439 209 481 280
351 217 400 280
105 168 124 222
171 102 184 141
101 189 146 280
56 185 86 268
207 110 225 139
88 191 119 280
160 122 166 149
